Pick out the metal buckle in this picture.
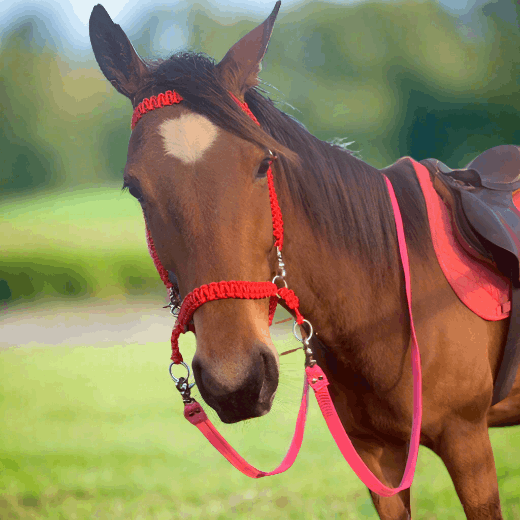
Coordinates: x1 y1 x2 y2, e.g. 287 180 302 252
272 247 288 294
169 362 196 403
163 287 181 317
292 319 316 367
275 247 286 279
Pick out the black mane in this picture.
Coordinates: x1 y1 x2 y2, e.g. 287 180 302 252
139 51 429 282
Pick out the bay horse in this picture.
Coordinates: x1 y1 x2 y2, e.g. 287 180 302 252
89 2 520 518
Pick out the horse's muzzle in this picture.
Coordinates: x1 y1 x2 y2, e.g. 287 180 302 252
192 344 279 424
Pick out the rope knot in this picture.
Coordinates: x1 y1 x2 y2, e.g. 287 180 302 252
277 287 299 309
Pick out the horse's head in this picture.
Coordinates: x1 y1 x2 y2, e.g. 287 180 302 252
89 2 300 423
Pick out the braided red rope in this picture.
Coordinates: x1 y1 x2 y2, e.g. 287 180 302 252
168 280 305 363
130 89 423 495
133 89 299 363
133 90 283 249
228 93 283 249
145 225 173 290
267 170 284 250
131 90 184 130
229 93 259 125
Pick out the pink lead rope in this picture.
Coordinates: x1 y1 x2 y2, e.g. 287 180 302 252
302 178 422 497
135 90 422 494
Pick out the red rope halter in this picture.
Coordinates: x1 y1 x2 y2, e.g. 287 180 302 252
129 88 422 495
134 90 302 363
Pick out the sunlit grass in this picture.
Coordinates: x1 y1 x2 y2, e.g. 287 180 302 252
2 152 520 519
1 331 519 519
2 185 520 519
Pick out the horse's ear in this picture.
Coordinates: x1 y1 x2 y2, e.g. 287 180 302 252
89 4 151 102
216 1 281 100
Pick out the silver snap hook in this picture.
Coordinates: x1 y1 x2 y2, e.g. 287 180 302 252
272 275 288 289
292 319 314 345
169 361 195 389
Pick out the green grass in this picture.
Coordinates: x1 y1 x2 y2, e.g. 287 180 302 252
1 187 164 305
2 187 520 518
1 329 520 520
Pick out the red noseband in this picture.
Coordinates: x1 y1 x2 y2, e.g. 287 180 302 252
133 90 304 364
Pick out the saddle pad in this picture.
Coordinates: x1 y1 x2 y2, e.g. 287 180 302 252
409 158 516 321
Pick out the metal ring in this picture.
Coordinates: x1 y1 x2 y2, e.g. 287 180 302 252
292 319 314 345
169 361 195 388
272 275 288 289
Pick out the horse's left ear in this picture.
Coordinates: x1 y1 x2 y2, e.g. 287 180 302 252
216 1 281 100
89 4 151 102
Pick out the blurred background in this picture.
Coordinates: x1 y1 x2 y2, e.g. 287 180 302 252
1 0 520 518
2 0 520 306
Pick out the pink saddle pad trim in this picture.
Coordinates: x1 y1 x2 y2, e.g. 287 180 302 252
409 158 514 321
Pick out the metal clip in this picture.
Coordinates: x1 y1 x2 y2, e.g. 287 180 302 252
272 275 288 291
275 247 286 279
169 362 196 403
292 319 316 367
163 287 181 317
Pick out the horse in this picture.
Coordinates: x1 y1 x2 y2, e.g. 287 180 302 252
89 2 520 518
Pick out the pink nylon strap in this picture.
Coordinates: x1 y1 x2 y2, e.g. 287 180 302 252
297 176 422 496
181 176 422 492
183 377 309 477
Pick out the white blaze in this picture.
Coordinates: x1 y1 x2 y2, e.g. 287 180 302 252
158 113 219 164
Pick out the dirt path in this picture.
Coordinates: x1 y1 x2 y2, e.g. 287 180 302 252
0 298 176 348
0 298 292 348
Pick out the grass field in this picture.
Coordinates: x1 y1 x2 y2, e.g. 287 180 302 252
2 188 520 518
1 330 520 519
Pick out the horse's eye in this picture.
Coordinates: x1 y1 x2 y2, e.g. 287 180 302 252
256 158 273 179
123 182 144 203
128 186 143 201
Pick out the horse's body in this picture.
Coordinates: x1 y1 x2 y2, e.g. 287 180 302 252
89 2 520 518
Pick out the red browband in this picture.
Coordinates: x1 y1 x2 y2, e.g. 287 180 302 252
131 90 184 130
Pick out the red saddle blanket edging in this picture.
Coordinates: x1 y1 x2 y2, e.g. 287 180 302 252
409 157 518 321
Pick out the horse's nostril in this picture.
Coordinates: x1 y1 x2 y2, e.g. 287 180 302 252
259 349 279 405
191 345 279 423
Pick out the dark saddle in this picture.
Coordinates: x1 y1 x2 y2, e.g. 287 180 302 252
423 145 520 405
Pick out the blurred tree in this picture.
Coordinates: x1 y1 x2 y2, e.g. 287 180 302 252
1 0 519 188
0 20 63 197
2 0 520 305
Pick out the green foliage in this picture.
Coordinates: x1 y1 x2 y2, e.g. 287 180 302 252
2 3 520 517
2 0 517 300
0 259 92 301
0 26 63 195
1 0 520 201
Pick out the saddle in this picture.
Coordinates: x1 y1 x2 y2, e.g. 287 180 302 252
423 145 520 405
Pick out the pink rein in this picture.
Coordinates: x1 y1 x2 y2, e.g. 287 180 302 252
133 90 422 495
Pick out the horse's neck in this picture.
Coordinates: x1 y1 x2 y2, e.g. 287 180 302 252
280 174 408 377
